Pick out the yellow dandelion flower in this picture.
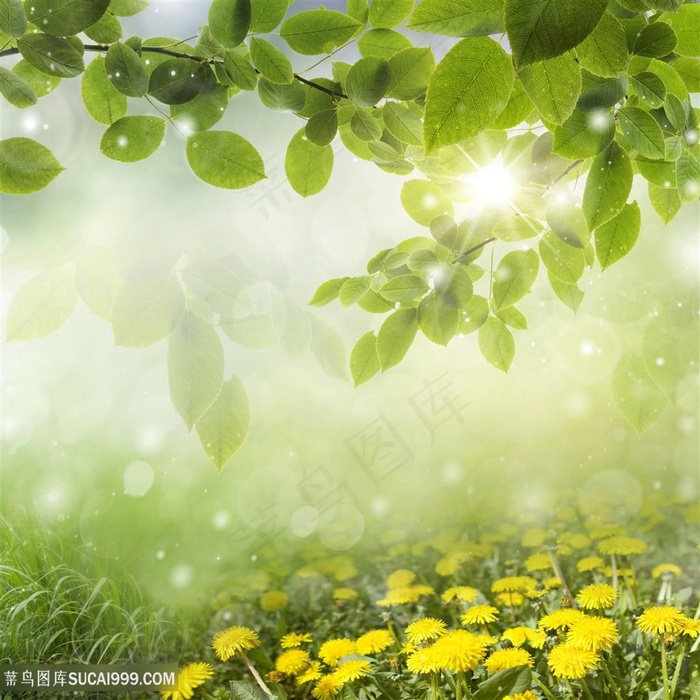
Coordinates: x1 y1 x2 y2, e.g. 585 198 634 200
539 609 586 631
501 626 546 649
312 675 342 700
602 566 635 585
281 632 313 648
319 638 357 666
680 618 700 638
556 544 573 557
260 590 288 612
548 643 599 679
496 592 524 607
275 649 311 675
297 662 323 685
356 630 393 655
435 552 471 576
333 587 358 602
503 692 539 700
525 588 548 601
461 605 499 625
266 671 285 684
212 626 260 661
576 584 617 610
567 616 619 652
577 556 606 573
377 585 434 607
401 642 417 655
525 553 552 572
161 662 213 700
587 523 625 540
652 563 682 578
637 606 687 635
431 630 489 672
598 536 647 556
387 569 416 588
332 660 371 683
406 646 441 674
491 576 538 593
405 618 447 644
442 586 479 603
544 577 562 591
521 528 548 548
485 648 534 673
558 533 591 550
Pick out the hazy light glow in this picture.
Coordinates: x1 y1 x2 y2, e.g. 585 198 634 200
465 159 516 208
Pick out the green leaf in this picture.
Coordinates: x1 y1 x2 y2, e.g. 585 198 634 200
547 199 589 249
639 57 687 100
629 71 666 109
17 33 84 77
348 106 380 141
496 304 527 329
407 0 504 37
208 0 251 48
383 102 423 146
105 41 148 96
418 292 459 346
369 0 413 28
594 201 640 270
505 0 607 67
648 183 681 224
186 130 266 189
171 80 229 132
0 0 26 37
553 108 614 159
492 214 542 242
576 11 628 78
305 109 338 146
280 9 361 55
84 12 123 44
13 60 60 97
350 331 380 385
577 71 628 110
377 308 418 371
223 49 258 90
386 47 435 100
424 37 513 150
676 152 700 202
197 377 249 470
271 301 312 356
181 262 250 317
74 246 122 320
25 0 110 37
672 57 700 93
478 316 514 372
339 276 371 306
250 37 293 84
458 295 489 333
664 4 699 57
381 274 429 303
112 273 185 347
539 230 585 284
0 66 36 108
250 0 288 33
6 267 77 341
81 56 127 124
612 352 668 433
633 22 677 58
435 263 474 307
100 115 165 162
618 107 665 160
358 28 413 58
168 311 224 430
309 316 347 380
347 0 369 24
492 249 539 311
473 667 532 700
257 76 305 111
285 128 333 197
583 142 632 229
148 58 208 104
664 94 686 132
229 681 268 700
346 56 391 107
0 137 64 194
549 273 584 313
221 313 277 349
400 179 453 226
109 0 148 16
519 52 581 126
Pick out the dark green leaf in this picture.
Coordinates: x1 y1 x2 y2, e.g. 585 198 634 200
424 37 513 150
17 33 84 77
0 137 64 194
346 56 391 107
208 0 251 48
250 36 293 84
577 70 628 110
84 12 122 44
505 0 607 67
0 66 37 108
492 249 539 310
148 58 208 104
633 21 677 58
100 116 165 162
0 0 26 37
109 0 148 16
583 142 633 229
473 666 532 700
171 80 229 132
257 76 305 111
594 201 640 270
350 332 380 386
576 11 628 78
81 56 127 124
618 107 665 160
25 0 110 37
279 9 361 55
386 47 434 100
105 41 148 96
377 308 418 370
478 316 514 372
629 71 666 109
186 130 266 189
407 0 505 37
285 128 333 197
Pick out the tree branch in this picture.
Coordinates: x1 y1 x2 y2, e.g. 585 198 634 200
0 43 348 99
456 237 496 262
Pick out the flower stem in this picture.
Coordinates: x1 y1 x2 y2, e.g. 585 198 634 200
534 677 560 700
579 677 595 700
661 639 670 700
610 555 618 589
601 658 624 700
240 652 273 697
669 644 686 700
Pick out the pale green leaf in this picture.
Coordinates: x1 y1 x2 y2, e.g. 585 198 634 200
594 201 640 270
582 142 632 229
380 274 429 303
100 116 165 162
0 137 64 194
552 108 614 159
460 294 489 333
25 0 110 36
377 308 418 370
279 9 361 55
492 249 539 311
285 128 333 197
74 246 123 320
547 199 590 248
208 0 251 48
13 60 60 97
369 0 413 28
84 12 123 44
434 263 473 307
250 37 293 84
305 109 338 146
478 316 514 372
664 4 700 57
418 292 459 345
539 230 585 284
548 273 584 313
196 377 249 470
107 0 148 16
339 276 371 306
383 102 423 146
386 47 434 100
309 277 349 306
648 183 681 224
223 50 258 90
350 331 380 385
250 0 288 33
629 71 666 109
309 316 347 380
676 152 700 202
492 215 542 242
407 0 504 37
170 80 229 132
358 28 413 58
6 267 77 341
400 179 453 226
257 76 305 111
